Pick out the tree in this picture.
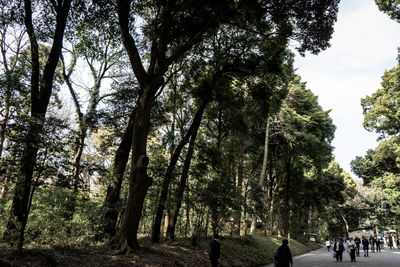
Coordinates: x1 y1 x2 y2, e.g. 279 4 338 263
111 0 340 252
60 9 123 221
267 76 335 236
3 0 72 250
0 21 29 199
375 0 400 22
353 57 400 234
361 64 400 138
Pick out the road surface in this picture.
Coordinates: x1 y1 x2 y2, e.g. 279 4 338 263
263 246 400 267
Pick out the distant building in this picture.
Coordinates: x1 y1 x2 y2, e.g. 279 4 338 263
348 227 374 238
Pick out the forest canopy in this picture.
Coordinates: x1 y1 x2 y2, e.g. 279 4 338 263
1 0 397 261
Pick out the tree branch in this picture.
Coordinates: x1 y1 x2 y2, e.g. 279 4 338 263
117 0 149 87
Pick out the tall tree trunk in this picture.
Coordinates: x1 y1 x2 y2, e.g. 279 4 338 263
3 0 72 247
233 138 245 235
283 159 291 236
162 79 177 239
109 81 159 251
166 104 205 241
307 204 313 235
251 118 270 234
163 209 170 239
102 108 135 237
269 190 275 235
0 154 16 200
110 0 166 248
277 203 282 237
184 189 190 237
0 83 10 160
64 127 86 221
0 175 10 199
112 0 219 251
339 208 349 237
152 101 207 243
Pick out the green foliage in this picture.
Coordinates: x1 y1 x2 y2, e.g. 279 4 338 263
0 0 344 253
25 187 103 246
353 58 400 234
361 64 400 138
351 136 400 185
375 0 400 22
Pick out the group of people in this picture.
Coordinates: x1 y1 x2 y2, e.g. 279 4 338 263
326 237 356 262
208 233 399 266
325 235 400 263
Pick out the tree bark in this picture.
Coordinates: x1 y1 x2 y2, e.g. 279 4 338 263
64 127 86 221
0 82 10 160
283 159 291 235
109 81 158 251
339 207 349 237
233 139 245 235
112 0 222 251
3 0 72 246
0 174 11 199
102 108 135 237
152 100 207 243
166 103 205 241
251 118 270 234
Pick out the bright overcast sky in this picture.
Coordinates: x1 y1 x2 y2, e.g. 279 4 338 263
293 0 400 176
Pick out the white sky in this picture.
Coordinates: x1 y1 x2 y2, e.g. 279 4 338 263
293 0 400 176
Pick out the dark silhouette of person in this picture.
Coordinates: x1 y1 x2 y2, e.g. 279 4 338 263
370 236 375 252
376 238 381 252
274 239 293 267
362 236 369 256
354 236 361 256
209 233 220 267
389 237 393 249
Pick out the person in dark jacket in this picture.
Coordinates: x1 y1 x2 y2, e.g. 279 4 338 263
333 239 345 262
376 238 381 252
209 233 221 267
354 236 361 256
362 236 369 257
274 239 293 267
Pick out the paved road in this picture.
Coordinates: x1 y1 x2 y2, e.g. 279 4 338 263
263 246 400 267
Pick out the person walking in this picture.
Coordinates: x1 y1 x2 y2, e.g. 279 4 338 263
274 239 293 267
362 236 369 257
388 237 393 249
376 238 381 252
326 239 332 252
209 233 221 267
370 236 375 252
346 238 356 262
333 239 345 262
354 236 361 256
396 238 400 249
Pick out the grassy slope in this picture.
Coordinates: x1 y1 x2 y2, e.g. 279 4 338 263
0 235 322 266
214 235 321 266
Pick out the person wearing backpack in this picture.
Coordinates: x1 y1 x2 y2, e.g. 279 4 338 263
333 238 345 262
362 236 369 257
